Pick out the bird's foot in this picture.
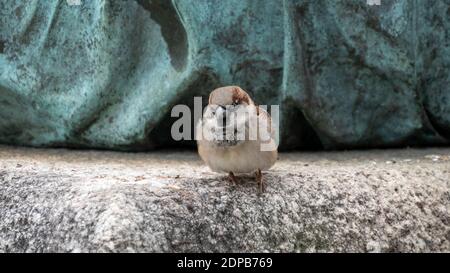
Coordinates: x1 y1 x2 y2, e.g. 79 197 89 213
255 169 265 194
227 171 238 185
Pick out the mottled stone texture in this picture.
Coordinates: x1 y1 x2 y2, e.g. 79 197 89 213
0 0 449 150
0 146 449 252
284 0 450 148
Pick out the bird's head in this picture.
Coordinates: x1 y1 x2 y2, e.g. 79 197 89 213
201 86 257 147
208 86 254 107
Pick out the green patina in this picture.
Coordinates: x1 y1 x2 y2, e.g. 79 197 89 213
0 0 449 150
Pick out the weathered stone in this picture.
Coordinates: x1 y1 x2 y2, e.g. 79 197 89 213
1 0 450 150
0 145 448 252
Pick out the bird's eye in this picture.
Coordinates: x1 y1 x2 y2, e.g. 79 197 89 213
232 101 238 106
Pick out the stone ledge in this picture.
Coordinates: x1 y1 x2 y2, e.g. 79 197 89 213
0 145 449 252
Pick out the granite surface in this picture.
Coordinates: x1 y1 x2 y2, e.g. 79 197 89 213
0 145 448 252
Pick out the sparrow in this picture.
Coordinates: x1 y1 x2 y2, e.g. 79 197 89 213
196 86 278 193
